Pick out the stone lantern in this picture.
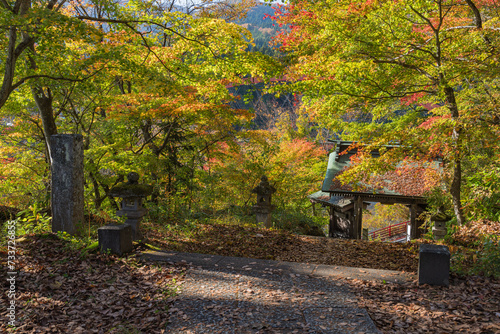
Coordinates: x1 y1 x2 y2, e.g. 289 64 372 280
431 207 451 240
252 175 276 228
109 172 153 240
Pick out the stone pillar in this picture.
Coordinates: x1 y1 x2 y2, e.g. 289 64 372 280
418 244 450 286
252 176 276 228
50 134 84 235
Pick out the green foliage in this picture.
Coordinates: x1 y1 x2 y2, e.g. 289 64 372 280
7 204 52 236
448 221 500 278
463 166 500 221
451 236 500 279
56 231 98 258
268 0 500 224
272 209 327 236
476 235 500 278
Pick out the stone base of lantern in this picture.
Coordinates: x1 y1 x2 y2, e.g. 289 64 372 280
116 208 147 240
255 212 272 228
254 205 274 228
432 227 447 240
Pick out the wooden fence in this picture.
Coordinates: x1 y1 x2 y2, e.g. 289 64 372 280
369 221 408 241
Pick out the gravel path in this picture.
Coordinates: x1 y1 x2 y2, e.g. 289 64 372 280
142 250 414 333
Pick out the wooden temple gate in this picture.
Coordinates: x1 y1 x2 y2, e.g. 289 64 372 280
309 141 438 240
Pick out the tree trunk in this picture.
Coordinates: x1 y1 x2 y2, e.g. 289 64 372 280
444 86 465 225
27 35 58 163
32 86 58 162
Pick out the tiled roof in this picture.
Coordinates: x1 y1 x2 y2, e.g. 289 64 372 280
321 141 441 199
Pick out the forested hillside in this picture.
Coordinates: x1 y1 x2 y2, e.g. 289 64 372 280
237 3 280 55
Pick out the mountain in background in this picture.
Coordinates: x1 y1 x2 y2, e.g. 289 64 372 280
237 3 281 56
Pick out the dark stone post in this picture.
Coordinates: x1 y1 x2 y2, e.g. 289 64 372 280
252 176 276 228
50 134 84 235
418 244 450 286
98 224 133 255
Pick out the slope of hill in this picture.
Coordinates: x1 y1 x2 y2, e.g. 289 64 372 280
237 3 281 55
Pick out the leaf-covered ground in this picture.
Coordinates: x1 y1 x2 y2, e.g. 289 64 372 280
0 234 185 333
1 221 499 333
143 220 500 333
349 276 500 333
143 221 419 272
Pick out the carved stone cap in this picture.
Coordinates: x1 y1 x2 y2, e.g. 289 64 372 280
109 172 153 198
252 175 276 195
431 206 451 222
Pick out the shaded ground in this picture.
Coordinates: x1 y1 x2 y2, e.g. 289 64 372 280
0 234 185 333
143 220 500 333
143 221 419 273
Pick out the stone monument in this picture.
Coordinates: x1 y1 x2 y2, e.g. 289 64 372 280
252 175 276 228
418 244 450 286
50 134 84 235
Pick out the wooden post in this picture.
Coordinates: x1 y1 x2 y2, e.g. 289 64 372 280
415 204 427 239
410 204 427 239
354 196 363 239
329 207 336 238
410 204 417 240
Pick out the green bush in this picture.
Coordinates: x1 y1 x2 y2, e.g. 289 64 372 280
450 234 500 278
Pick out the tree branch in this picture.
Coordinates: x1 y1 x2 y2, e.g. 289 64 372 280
371 59 436 83
0 0 13 12
464 0 482 28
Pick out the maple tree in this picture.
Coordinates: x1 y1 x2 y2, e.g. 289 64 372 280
203 127 326 211
0 0 280 212
268 0 500 225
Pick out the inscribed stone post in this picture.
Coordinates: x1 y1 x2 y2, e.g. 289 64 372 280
50 134 84 235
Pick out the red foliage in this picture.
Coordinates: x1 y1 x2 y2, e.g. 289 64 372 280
418 114 451 130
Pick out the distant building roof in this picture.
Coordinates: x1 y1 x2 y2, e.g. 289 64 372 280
321 141 441 202
307 191 353 209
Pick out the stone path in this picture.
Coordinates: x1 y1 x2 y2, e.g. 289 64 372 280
142 250 415 333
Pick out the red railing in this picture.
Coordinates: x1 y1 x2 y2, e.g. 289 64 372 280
369 221 408 241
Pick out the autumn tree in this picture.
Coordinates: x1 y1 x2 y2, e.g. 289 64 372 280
268 0 500 224
0 0 280 211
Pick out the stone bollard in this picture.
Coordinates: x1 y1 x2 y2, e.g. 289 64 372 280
252 175 276 228
98 224 133 255
50 134 84 235
418 244 450 286
109 172 153 240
